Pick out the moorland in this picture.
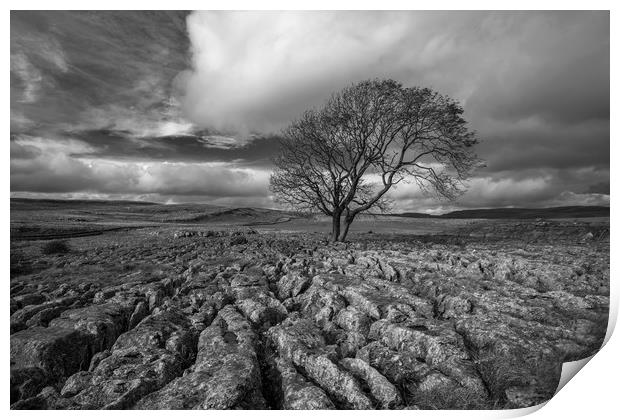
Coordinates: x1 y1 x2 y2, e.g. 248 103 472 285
9 198 610 409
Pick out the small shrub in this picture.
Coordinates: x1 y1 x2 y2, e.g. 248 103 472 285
230 235 248 246
41 240 70 255
10 250 32 277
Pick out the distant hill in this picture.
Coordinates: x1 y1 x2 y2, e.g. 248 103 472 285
10 197 300 226
10 197 157 208
393 206 610 219
393 212 434 218
10 198 609 220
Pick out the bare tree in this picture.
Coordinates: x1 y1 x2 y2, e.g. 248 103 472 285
270 79 481 242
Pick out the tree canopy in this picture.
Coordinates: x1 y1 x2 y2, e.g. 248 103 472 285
270 79 481 241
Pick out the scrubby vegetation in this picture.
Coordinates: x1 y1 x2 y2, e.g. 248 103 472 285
41 240 71 255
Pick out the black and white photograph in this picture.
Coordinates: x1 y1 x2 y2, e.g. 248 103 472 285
8 7 611 412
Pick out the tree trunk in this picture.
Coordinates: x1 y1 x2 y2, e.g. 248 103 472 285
331 212 342 242
339 215 355 242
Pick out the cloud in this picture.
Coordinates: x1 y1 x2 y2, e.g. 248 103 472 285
587 182 610 195
35 130 281 167
10 11 190 136
10 11 609 211
11 136 270 198
198 135 251 150
182 11 609 135
10 53 44 103
11 134 609 212
387 173 609 213
11 140 42 160
474 117 609 172
464 12 609 125
182 11 414 135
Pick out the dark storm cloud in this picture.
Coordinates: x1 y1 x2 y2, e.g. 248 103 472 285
587 182 610 195
474 119 610 173
11 10 190 134
464 14 609 126
10 136 270 197
59 130 282 167
10 11 609 210
389 169 610 214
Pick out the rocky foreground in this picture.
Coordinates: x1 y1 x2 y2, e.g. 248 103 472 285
10 221 609 409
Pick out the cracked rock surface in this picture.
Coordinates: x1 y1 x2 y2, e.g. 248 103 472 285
10 221 609 409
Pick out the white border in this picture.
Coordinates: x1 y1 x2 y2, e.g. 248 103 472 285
3 2 616 419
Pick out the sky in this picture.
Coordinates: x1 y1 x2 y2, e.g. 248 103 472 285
10 10 610 213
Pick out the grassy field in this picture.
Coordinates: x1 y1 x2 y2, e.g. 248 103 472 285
10 198 609 239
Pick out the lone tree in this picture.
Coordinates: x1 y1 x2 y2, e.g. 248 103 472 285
270 79 481 242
